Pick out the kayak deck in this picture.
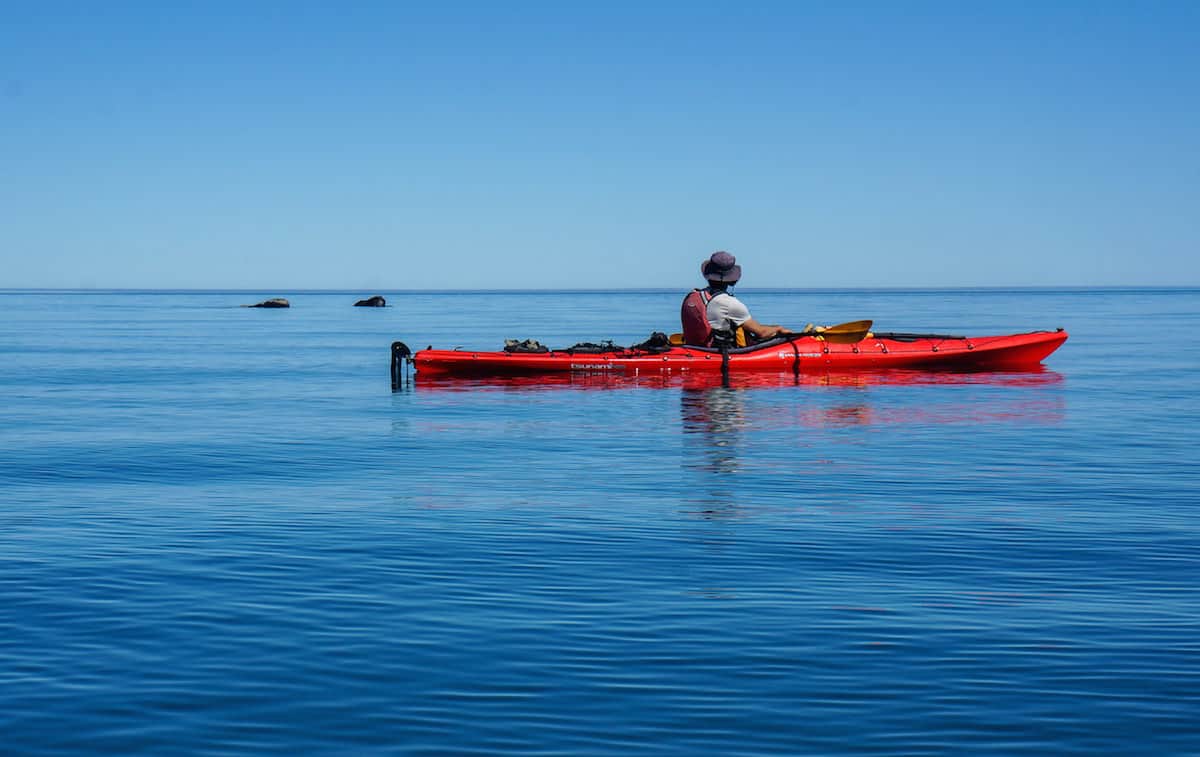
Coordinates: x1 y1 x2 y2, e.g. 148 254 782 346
401 329 1068 378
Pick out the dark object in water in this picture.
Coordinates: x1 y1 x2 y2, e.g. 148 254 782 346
355 295 387 307
244 298 290 308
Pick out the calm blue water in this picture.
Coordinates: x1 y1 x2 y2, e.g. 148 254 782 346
2 288 1198 755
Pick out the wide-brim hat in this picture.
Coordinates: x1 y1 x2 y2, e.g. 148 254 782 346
701 251 741 283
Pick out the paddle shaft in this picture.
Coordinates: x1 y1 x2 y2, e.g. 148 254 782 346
670 319 874 346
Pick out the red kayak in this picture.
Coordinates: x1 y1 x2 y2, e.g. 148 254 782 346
395 329 1067 380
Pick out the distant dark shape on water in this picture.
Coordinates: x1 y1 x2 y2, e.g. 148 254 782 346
354 296 387 307
244 298 290 308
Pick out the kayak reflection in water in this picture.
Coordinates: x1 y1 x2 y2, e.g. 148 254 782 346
681 384 875 474
681 251 799 348
680 387 749 475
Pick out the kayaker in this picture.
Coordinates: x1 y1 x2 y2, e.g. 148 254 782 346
681 251 789 347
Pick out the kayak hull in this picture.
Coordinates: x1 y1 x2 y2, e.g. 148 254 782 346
410 330 1068 377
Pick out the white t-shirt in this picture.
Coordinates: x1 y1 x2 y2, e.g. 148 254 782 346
705 290 752 332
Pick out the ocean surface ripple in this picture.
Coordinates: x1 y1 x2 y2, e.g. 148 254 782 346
1 288 1197 755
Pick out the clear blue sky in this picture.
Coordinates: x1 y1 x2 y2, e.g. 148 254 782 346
2 1 1197 289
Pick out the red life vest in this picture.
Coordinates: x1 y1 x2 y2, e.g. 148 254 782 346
680 288 719 346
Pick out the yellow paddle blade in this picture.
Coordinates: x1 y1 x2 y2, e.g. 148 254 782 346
805 319 873 344
669 333 685 346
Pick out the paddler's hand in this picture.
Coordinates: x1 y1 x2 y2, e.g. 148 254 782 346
744 318 786 340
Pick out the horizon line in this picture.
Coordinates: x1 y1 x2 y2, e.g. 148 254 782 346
1 285 1198 294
